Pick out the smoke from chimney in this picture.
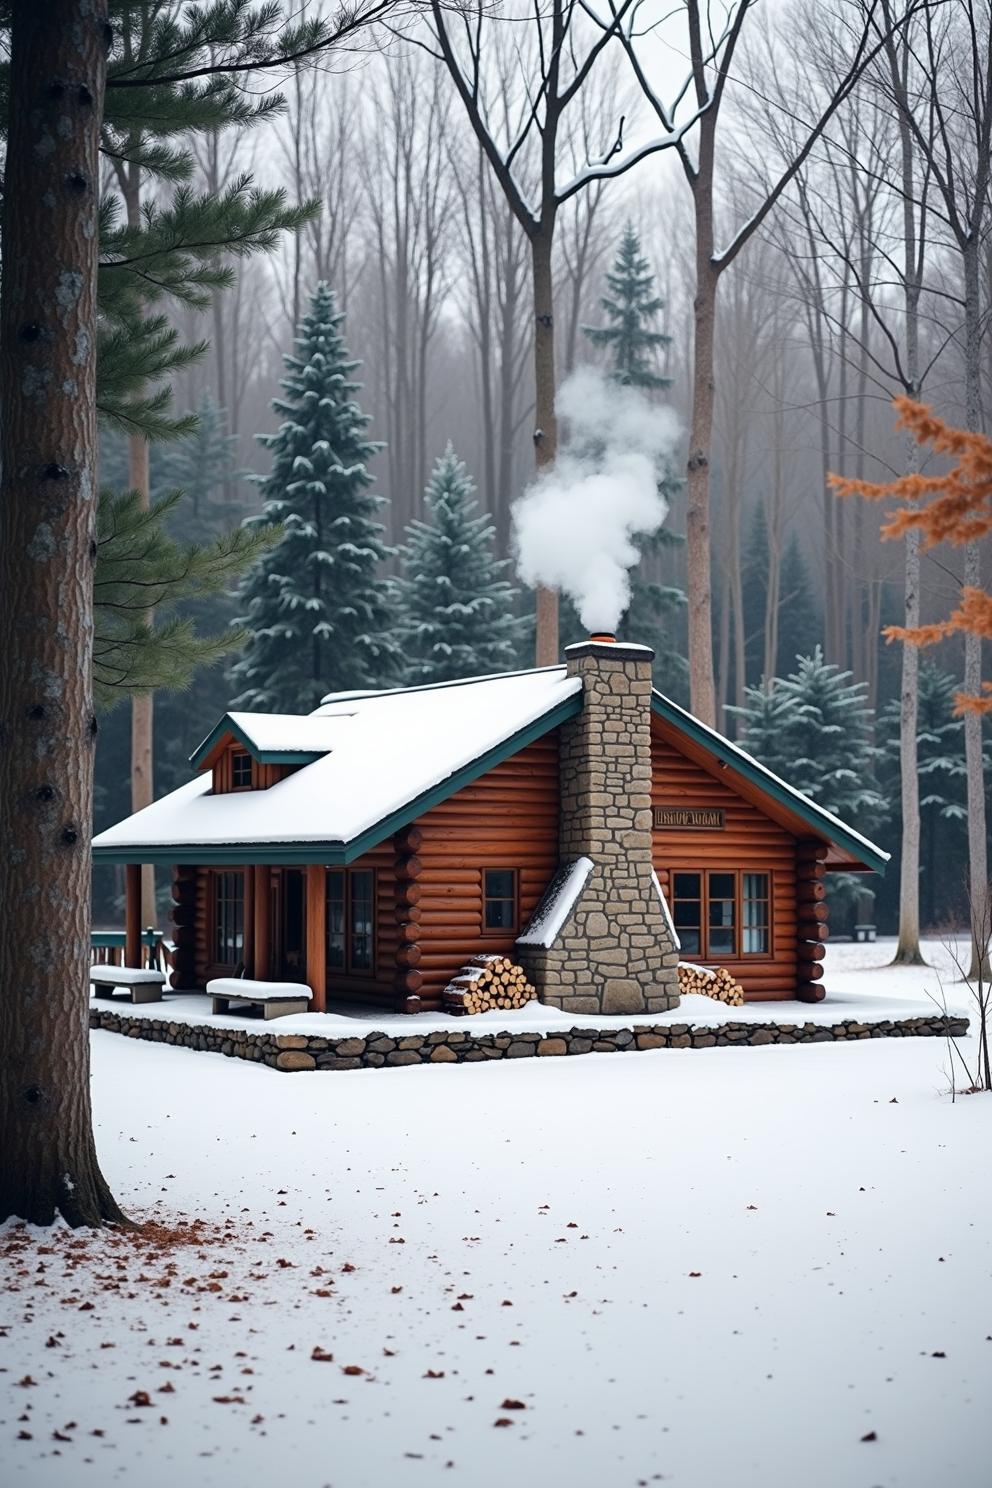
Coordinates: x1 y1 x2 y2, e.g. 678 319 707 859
511 368 679 635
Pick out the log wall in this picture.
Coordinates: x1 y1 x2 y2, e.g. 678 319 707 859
650 722 801 1000
402 733 560 1011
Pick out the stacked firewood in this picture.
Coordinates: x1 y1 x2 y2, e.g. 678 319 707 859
677 961 745 1006
442 954 537 1015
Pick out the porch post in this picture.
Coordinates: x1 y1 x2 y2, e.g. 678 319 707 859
125 862 142 967
306 863 327 1013
254 864 270 981
243 865 255 976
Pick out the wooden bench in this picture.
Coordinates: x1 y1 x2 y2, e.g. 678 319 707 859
90 965 167 1004
207 978 312 1021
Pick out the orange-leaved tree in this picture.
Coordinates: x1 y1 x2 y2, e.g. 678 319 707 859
829 397 991 714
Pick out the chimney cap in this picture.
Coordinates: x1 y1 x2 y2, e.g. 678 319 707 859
564 638 656 663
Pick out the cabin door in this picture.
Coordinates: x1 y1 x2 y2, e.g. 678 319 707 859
271 868 307 982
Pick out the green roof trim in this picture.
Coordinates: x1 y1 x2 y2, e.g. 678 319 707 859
650 691 889 875
93 692 583 867
188 715 325 769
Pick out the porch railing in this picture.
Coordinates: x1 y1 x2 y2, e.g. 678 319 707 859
91 928 173 973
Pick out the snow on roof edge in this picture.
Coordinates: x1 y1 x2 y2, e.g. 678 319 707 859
652 689 890 869
315 662 567 711
516 857 594 948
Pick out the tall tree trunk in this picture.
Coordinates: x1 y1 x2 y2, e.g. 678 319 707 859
894 526 923 963
0 0 126 1227
891 58 924 965
686 254 718 725
532 225 559 665
122 170 156 927
962 240 989 980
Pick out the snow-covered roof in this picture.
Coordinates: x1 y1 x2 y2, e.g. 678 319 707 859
92 661 888 874
190 711 347 765
93 666 581 862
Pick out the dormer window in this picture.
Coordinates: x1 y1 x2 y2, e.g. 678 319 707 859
231 750 253 790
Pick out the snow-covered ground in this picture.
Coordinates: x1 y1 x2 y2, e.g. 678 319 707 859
90 934 971 1036
3 937 990 1488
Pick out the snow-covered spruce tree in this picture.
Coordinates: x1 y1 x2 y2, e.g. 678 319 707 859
583 222 672 389
731 649 887 936
775 533 821 676
229 284 396 713
576 222 686 694
156 394 242 539
393 445 526 685
731 648 886 830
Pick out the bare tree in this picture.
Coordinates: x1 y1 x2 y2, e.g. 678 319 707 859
870 0 992 974
0 0 126 1227
614 0 925 724
425 0 705 664
451 134 533 548
363 49 456 528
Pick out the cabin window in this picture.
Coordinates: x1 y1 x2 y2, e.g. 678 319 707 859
483 868 517 932
231 750 253 789
325 868 376 975
742 873 771 954
671 870 770 959
213 871 245 967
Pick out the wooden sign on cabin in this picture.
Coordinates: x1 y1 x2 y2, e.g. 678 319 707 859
653 806 725 830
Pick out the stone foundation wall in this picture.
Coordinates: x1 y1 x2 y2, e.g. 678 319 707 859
89 1005 968 1071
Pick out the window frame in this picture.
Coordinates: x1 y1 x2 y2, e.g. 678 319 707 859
481 867 519 936
230 749 254 790
210 869 246 971
325 867 377 977
670 868 772 961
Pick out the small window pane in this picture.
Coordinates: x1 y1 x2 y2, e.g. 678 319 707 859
710 872 735 900
484 869 516 931
214 871 244 965
679 927 701 955
709 926 734 956
485 869 515 900
743 872 770 955
232 752 252 788
326 870 345 969
709 898 735 928
350 871 374 971
673 899 701 928
673 872 701 899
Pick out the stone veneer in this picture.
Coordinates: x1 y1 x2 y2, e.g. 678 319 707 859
89 1003 969 1070
516 639 679 1017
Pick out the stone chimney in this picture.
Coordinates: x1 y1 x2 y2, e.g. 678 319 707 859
516 638 680 1016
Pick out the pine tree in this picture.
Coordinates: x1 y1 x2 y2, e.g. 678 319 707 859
393 445 526 685
732 649 888 938
230 284 397 713
875 664 992 930
741 503 769 686
156 394 242 538
583 222 672 389
731 648 887 830
775 532 821 675
578 222 686 690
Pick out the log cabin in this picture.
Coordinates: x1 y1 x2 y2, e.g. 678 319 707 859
92 636 888 1016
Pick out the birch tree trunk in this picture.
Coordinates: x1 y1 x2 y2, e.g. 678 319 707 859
686 252 718 724
532 224 559 664
0 0 126 1227
962 239 990 979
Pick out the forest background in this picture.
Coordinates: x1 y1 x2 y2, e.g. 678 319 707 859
90 0 992 941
